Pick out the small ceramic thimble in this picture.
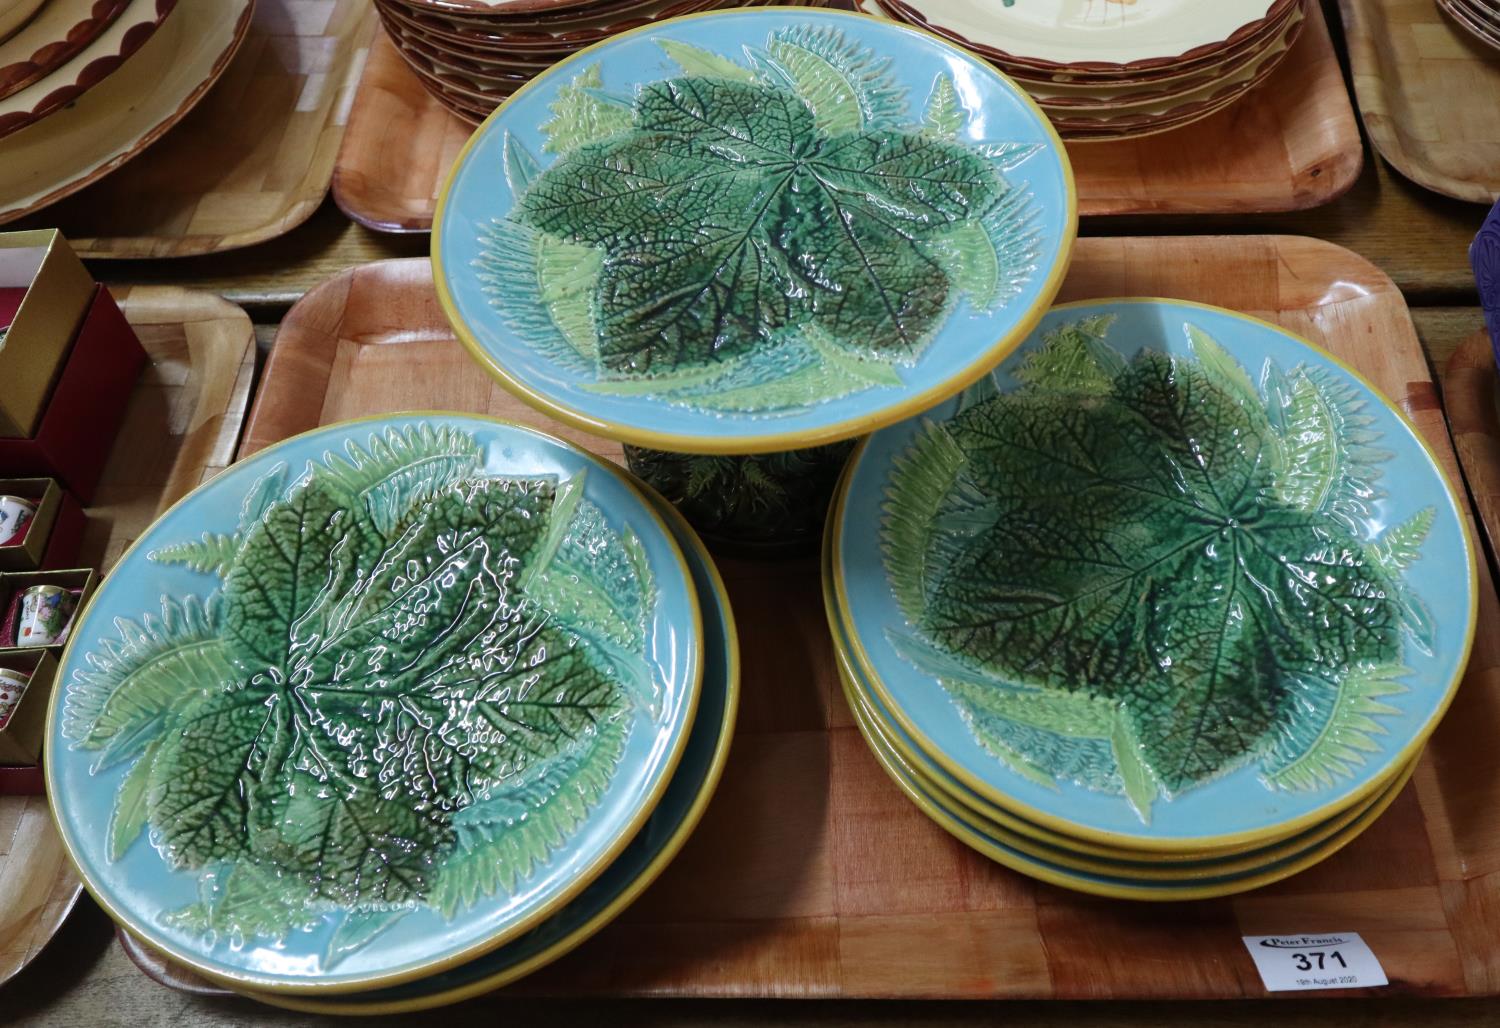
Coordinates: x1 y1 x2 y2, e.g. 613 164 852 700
0 495 37 547
15 584 76 648
0 667 29 729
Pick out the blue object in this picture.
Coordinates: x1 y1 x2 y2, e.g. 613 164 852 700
45 414 704 993
1471 196 1500 365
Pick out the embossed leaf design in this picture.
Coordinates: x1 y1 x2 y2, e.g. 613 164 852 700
925 354 1403 793
883 319 1422 811
68 427 655 953
516 75 1006 374
480 29 1050 416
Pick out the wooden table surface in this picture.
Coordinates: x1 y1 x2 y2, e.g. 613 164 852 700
7 22 1500 1023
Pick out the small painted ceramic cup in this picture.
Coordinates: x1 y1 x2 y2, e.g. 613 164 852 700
0 495 37 546
0 667 29 729
15 585 76 647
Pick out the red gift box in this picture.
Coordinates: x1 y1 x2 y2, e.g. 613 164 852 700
0 286 146 502
40 490 83 569
0 285 25 326
0 764 43 795
0 477 84 571
0 647 58 791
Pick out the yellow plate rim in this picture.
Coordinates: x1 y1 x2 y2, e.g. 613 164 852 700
44 410 708 995
841 656 1402 881
430 5 1080 456
829 296 1478 853
843 668 1420 902
817 520 1396 870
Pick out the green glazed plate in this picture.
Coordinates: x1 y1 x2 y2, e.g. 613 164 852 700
835 299 1476 851
433 7 1076 454
820 528 1406 878
843 665 1420 901
237 485 740 1014
46 414 703 994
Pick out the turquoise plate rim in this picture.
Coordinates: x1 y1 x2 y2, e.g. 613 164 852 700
820 530 1406 875
44 412 705 995
842 663 1420 902
833 297 1478 852
432 5 1079 455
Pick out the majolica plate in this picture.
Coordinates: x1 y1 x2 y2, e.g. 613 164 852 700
834 299 1476 851
45 414 703 993
433 8 1076 454
844 668 1419 901
240 489 739 1015
839 648 1404 882
822 546 1404 874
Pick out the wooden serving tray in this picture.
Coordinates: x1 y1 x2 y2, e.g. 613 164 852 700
333 2 1359 232
82 287 257 569
10 0 376 258
1340 0 1500 204
0 793 78 987
0 288 255 989
146 238 1495 1002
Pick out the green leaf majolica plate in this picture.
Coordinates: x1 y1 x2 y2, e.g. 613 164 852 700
45 414 703 993
432 7 1076 454
833 300 1477 850
239 487 740 1015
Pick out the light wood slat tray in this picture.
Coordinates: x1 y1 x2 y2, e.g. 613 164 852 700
332 2 1359 232
9 0 375 258
130 237 1491 1002
1340 0 1500 204
0 794 77 988
81 287 258 570
0 288 255 990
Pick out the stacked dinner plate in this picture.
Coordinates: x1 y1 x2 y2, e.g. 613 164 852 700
825 300 1478 899
0 0 186 140
44 415 740 1013
1439 0 1500 52
0 0 253 223
861 0 1307 142
375 0 836 123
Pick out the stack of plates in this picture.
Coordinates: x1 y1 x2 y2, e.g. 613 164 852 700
825 300 1478 899
0 0 252 222
44 415 740 1012
1439 0 1500 51
860 0 1307 142
374 0 836 124
0 0 185 140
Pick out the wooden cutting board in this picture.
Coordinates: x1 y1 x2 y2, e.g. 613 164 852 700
160 237 1497 1001
332 2 1360 232
1339 0 1500 204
